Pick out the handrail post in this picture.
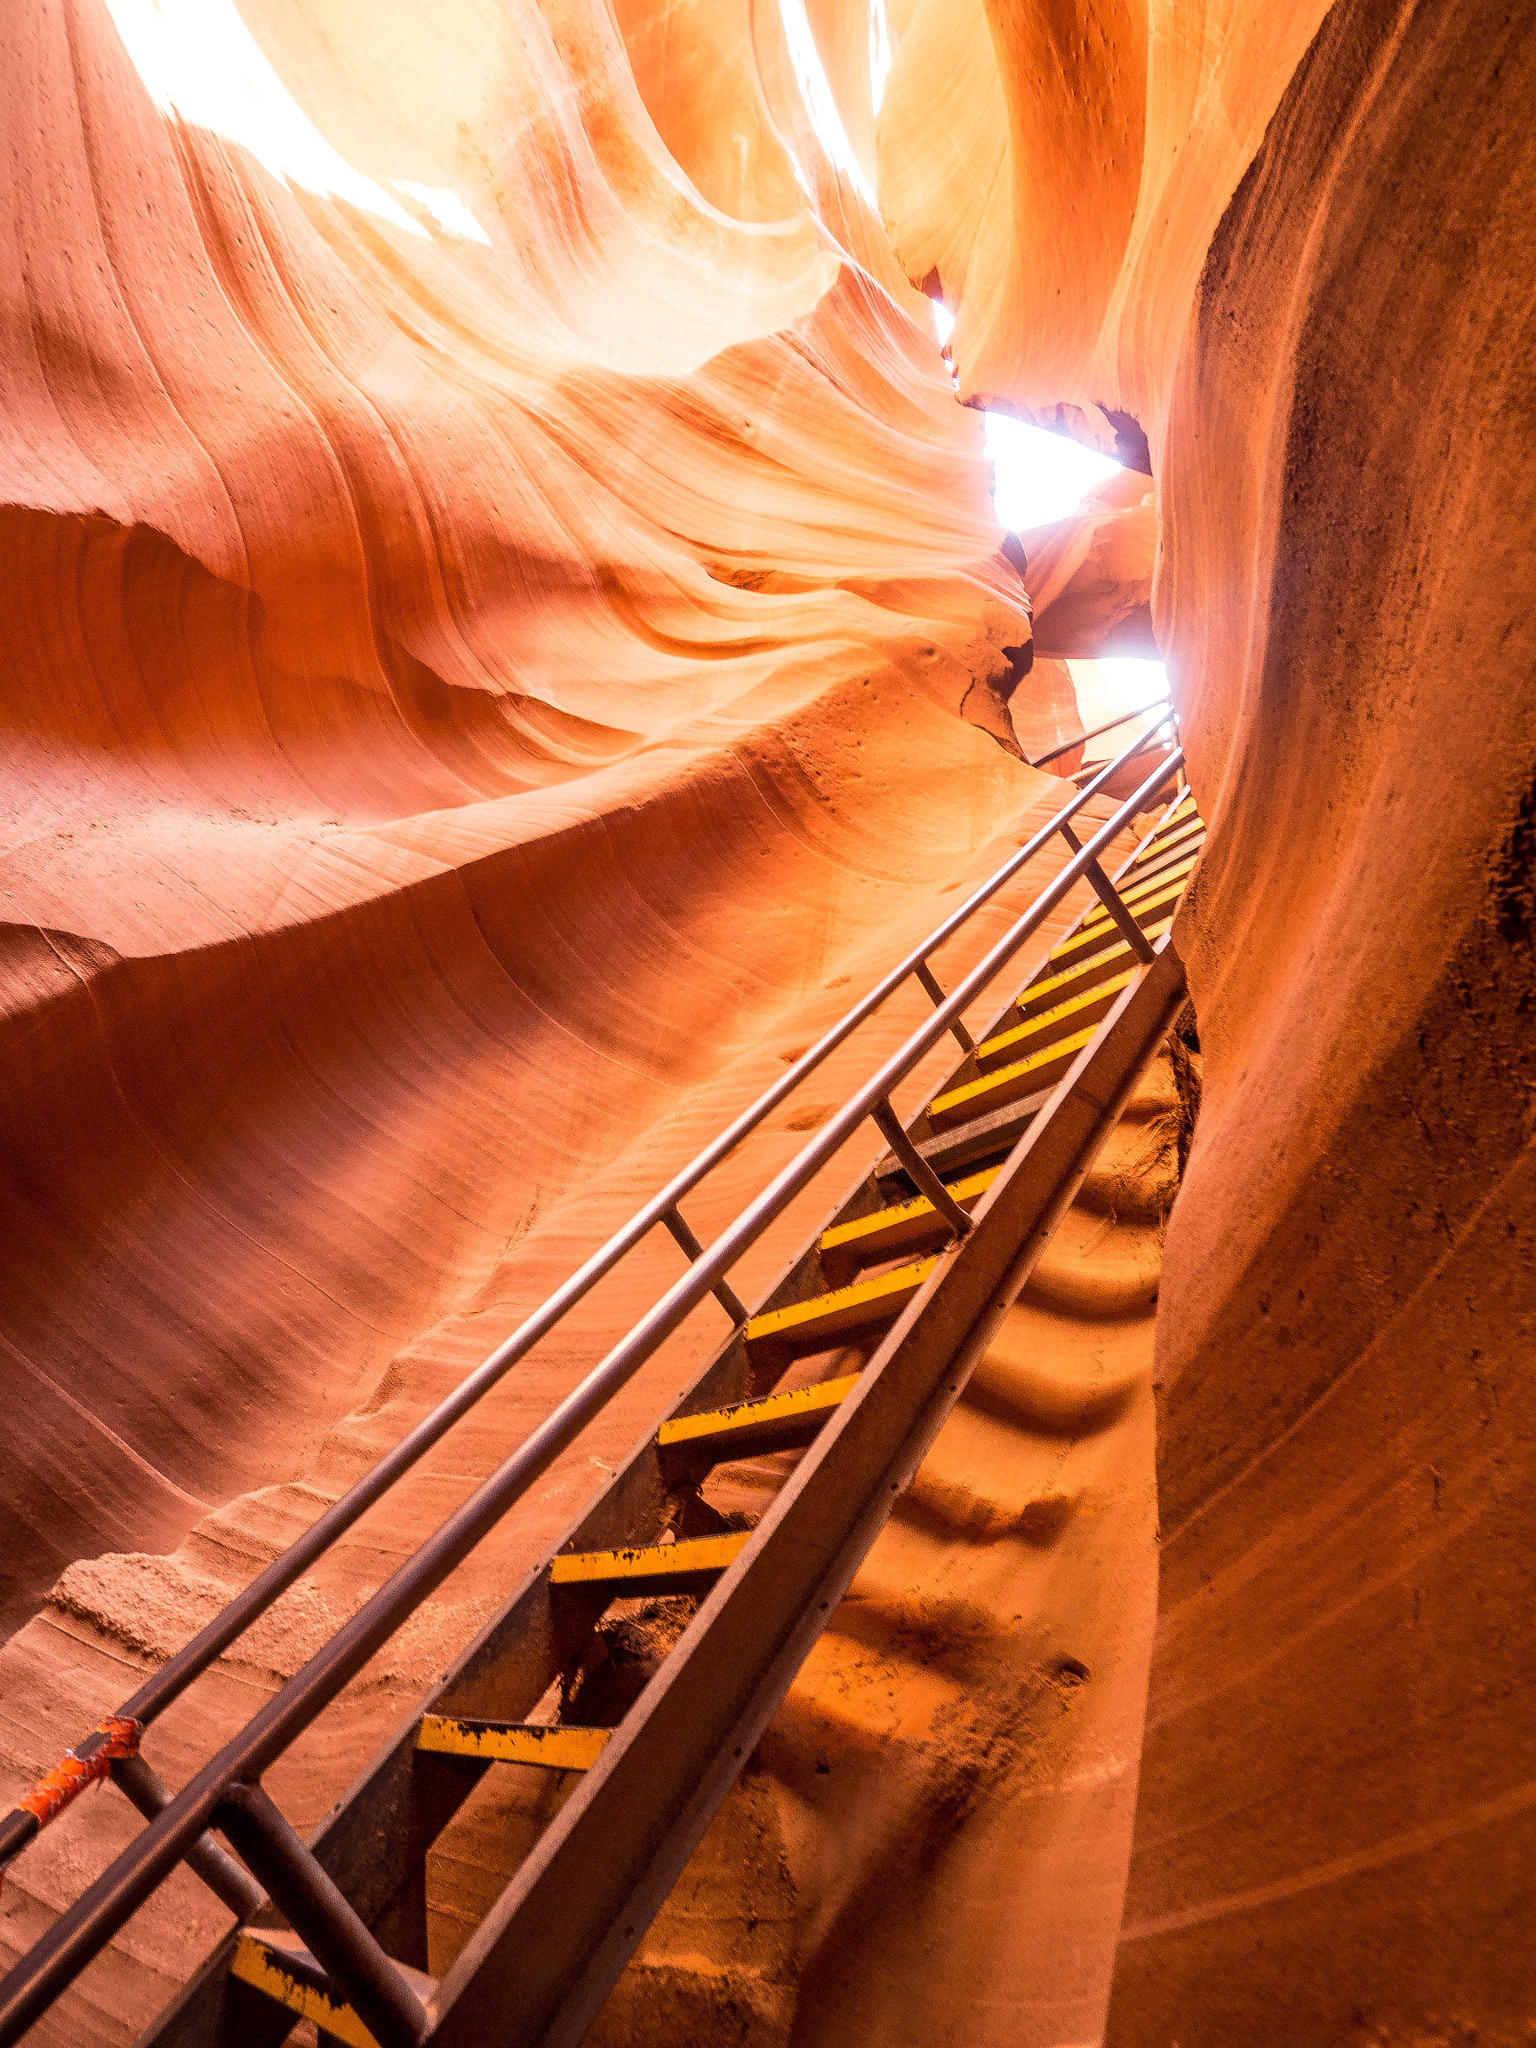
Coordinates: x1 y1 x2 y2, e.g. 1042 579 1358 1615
914 962 975 1051
215 1783 427 2048
660 1207 747 1325
1057 821 1155 964
868 1103 973 1237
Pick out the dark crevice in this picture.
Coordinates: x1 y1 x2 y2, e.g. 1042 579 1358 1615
1168 1003 1203 1176
1492 764 1536 945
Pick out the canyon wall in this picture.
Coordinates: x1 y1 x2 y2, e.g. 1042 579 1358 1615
881 0 1536 2039
0 1 1122 2040
1120 7 1536 2039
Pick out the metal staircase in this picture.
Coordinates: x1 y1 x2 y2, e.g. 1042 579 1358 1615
0 719 1204 2048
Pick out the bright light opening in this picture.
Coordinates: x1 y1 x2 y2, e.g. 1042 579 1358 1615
977 416 1168 744
984 412 1122 531
778 0 878 206
1067 658 1170 757
869 0 894 114
397 182 491 245
102 0 488 243
932 301 955 346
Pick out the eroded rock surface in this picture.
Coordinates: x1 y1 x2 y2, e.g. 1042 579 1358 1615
892 0 1536 2039
0 0 1057 1637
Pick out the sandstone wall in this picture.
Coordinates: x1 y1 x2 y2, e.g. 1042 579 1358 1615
0 1 1104 2038
1122 5 1536 2038
882 0 1536 2038
0 0 1056 1637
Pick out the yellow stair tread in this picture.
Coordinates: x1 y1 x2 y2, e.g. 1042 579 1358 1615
1015 918 1173 1017
818 1167 1000 1253
417 1717 611 1770
1126 832 1204 885
658 1374 860 1448
550 1532 750 1584
1139 794 1201 839
1135 815 1204 864
976 967 1135 1066
1097 842 1199 894
744 1256 939 1344
232 1935 393 2048
1052 877 1187 956
1154 791 1198 832
1126 810 1199 867
1079 851 1199 925
930 1023 1098 1123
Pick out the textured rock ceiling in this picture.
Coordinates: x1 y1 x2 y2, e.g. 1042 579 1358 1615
2 0 1534 2043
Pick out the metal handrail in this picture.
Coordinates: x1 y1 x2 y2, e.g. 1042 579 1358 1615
0 710 1174 1882
0 743 1184 2043
1027 695 1169 769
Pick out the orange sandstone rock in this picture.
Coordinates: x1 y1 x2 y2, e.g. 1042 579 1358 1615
885 0 1536 2039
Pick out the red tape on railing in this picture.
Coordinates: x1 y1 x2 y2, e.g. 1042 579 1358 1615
0 1718 143 1902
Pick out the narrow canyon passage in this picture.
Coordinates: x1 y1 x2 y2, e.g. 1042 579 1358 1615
1 1 1533 2044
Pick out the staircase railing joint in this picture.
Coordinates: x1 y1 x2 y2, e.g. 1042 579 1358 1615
914 961 975 1051
661 1205 748 1324
215 1782 427 2048
111 1755 264 1920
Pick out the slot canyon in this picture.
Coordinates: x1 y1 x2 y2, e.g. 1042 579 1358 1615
0 0 1532 2043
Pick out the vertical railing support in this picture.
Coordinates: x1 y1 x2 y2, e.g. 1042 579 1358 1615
660 1207 748 1324
215 1784 427 2048
1057 822 1155 964
869 1100 973 1237
914 962 975 1051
